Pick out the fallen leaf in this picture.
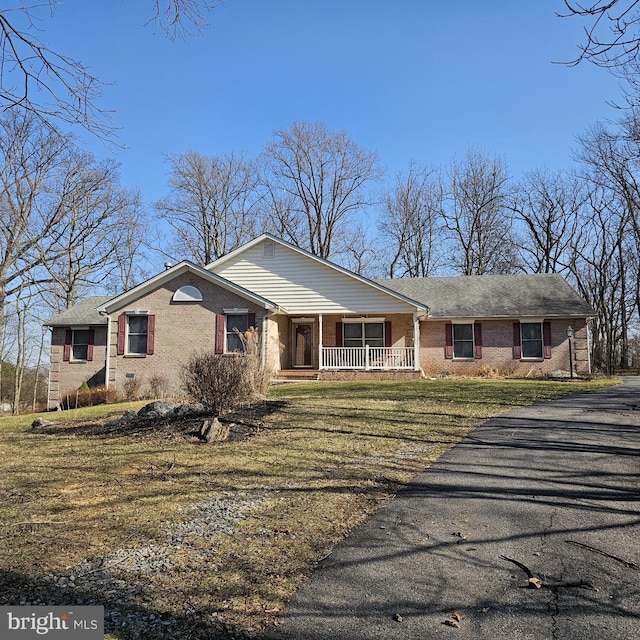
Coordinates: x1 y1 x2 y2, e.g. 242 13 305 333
393 613 403 622
528 577 543 589
443 619 461 628
451 611 463 622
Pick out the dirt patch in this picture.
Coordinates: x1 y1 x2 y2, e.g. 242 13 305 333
31 399 289 443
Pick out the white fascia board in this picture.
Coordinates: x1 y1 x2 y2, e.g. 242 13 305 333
97 261 278 314
207 233 429 313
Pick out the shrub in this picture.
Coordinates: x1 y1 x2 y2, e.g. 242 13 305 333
148 373 169 399
122 377 143 401
59 385 116 409
181 351 262 415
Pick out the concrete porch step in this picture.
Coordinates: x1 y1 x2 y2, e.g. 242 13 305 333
273 369 320 383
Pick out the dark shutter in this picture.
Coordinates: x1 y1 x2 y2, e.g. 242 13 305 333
512 322 521 359
87 329 95 362
215 314 226 354
248 312 256 329
543 321 552 359
474 323 483 359
147 315 155 355
63 330 72 362
117 314 126 355
335 322 343 347
445 323 453 359
384 321 392 347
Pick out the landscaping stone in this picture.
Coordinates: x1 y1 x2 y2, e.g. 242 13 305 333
137 401 181 418
31 417 54 428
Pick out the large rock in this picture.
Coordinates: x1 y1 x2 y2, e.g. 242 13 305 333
31 417 54 428
137 401 181 418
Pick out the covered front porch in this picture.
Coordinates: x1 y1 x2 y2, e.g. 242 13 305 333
271 312 422 374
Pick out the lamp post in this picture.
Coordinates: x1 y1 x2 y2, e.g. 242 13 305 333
566 326 574 380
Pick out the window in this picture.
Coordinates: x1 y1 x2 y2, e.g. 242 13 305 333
453 324 474 358
128 315 149 354
520 322 543 359
445 323 482 360
343 322 385 348
64 329 94 362
117 313 155 356
72 329 91 361
226 314 249 352
215 312 257 354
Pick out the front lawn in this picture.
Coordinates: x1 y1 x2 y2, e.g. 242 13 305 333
0 378 616 638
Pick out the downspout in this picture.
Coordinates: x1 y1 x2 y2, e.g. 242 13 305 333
101 312 111 390
46 326 53 410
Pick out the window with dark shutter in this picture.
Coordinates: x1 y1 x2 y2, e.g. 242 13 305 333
87 329 95 361
384 321 392 348
215 314 225 354
63 330 72 362
117 314 126 355
445 323 453 359
512 322 521 359
543 321 552 359
146 315 155 355
474 323 483 359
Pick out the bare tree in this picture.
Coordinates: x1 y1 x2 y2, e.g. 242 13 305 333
0 1 220 139
40 153 144 308
510 168 584 274
0 113 70 374
573 121 640 370
442 149 517 275
378 162 445 278
262 121 383 260
148 0 221 39
559 1 640 69
156 151 261 265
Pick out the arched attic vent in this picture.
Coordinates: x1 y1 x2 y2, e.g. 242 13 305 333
172 285 203 302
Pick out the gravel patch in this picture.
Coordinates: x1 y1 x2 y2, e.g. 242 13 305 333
17 490 277 638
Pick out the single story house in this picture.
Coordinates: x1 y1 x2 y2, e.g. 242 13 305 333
45 234 594 408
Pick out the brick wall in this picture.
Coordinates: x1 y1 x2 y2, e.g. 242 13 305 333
419 319 589 377
48 326 107 408
106 272 268 398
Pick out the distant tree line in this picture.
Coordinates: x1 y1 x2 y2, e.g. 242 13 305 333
2 111 640 417
3 1 640 414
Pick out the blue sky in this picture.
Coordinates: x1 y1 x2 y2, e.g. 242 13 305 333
39 1 623 221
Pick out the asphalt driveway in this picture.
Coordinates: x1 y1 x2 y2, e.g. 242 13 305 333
263 378 640 640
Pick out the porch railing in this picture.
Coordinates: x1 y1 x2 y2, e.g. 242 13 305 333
321 346 415 370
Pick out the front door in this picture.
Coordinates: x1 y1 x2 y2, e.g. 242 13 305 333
294 324 313 367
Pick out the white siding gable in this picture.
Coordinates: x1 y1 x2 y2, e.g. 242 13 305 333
209 240 417 314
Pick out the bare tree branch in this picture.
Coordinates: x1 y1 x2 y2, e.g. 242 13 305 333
559 0 640 68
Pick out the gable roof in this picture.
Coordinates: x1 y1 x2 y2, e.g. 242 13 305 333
97 261 278 314
377 274 594 319
44 296 112 327
208 234 428 315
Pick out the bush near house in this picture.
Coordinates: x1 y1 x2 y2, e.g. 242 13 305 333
181 350 263 415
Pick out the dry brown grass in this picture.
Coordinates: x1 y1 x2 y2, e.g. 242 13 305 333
0 378 617 638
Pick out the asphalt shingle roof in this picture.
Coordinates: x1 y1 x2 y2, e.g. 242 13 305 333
376 274 594 319
44 296 112 327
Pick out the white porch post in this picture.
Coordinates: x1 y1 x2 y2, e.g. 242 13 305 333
413 312 420 371
318 313 323 369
